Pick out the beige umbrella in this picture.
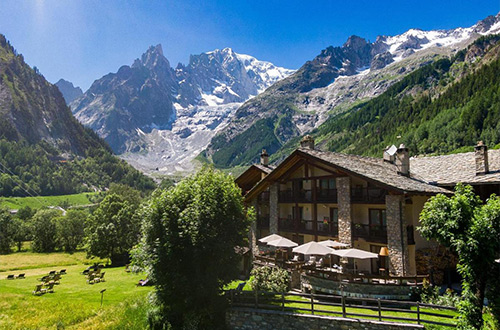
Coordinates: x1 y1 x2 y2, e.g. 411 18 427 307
318 240 349 249
496 259 500 263
292 241 334 255
267 237 298 248
331 248 378 259
259 234 283 243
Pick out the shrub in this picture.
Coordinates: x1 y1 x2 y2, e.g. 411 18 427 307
250 266 290 292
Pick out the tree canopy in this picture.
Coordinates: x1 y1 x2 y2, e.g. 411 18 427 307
134 167 251 329
419 184 500 329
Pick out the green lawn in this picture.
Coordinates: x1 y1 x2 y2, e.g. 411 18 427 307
0 251 152 329
0 192 99 210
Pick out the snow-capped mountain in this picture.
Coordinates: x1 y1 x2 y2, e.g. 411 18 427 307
71 45 293 173
205 13 500 168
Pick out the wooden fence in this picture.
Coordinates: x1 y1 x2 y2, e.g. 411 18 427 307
226 290 457 328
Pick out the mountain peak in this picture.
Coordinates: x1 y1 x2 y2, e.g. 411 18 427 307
133 44 170 69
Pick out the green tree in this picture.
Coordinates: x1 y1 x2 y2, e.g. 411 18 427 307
16 206 34 221
0 208 14 253
419 184 500 329
133 167 251 329
11 218 30 252
31 209 60 252
57 210 86 252
85 194 139 265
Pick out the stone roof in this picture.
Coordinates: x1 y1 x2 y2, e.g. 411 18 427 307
410 149 500 186
298 148 450 194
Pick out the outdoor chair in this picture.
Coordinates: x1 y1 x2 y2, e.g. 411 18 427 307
97 272 106 282
59 269 66 275
81 269 89 275
37 275 49 282
292 255 300 262
87 273 96 284
52 274 61 284
42 282 55 293
32 284 44 295
6 274 15 280
17 273 25 279
317 258 325 268
125 264 131 272
49 270 56 275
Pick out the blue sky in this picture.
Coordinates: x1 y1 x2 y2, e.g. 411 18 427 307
0 1 498 91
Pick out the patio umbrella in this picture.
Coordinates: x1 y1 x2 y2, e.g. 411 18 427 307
496 259 500 263
318 240 349 249
292 241 334 255
331 248 378 259
267 237 298 248
258 234 283 243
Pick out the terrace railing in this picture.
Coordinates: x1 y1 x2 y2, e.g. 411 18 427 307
316 188 338 203
351 187 387 204
225 290 457 328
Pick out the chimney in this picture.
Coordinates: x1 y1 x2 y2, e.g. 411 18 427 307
395 144 410 176
260 149 269 166
300 135 315 150
474 141 489 175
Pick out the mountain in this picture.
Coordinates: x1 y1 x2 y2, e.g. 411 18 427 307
0 34 155 196
204 13 500 168
55 79 83 105
71 46 293 173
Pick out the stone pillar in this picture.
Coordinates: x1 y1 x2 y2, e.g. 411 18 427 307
336 177 352 246
249 199 259 257
386 194 410 276
269 183 279 234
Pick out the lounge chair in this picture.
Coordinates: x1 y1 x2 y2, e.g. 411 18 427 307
52 274 61 284
81 269 89 275
125 264 131 272
59 269 66 275
87 273 96 284
42 282 55 293
317 258 325 268
17 273 25 279
38 275 50 283
49 270 56 275
137 278 151 286
98 272 106 282
6 274 15 280
32 284 44 295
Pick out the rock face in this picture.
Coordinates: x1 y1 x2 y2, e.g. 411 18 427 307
71 45 294 170
205 12 500 168
0 34 107 156
55 79 83 105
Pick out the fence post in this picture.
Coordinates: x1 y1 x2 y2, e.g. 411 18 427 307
341 295 346 318
254 290 258 308
281 292 285 312
311 293 314 315
377 298 382 321
417 302 420 325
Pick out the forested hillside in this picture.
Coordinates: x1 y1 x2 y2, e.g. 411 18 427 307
269 35 500 162
0 35 155 196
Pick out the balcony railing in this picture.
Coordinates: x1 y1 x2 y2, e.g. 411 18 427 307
278 189 312 203
257 216 269 229
316 188 338 203
352 223 387 243
351 187 387 204
317 221 339 236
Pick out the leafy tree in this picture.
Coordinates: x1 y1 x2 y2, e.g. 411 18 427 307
0 208 14 253
419 184 500 329
11 217 31 252
106 183 143 207
16 205 34 221
57 210 86 252
31 209 60 252
85 194 139 265
134 167 251 329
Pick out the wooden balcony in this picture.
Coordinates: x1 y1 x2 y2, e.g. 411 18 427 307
278 190 312 203
351 187 387 204
278 218 338 236
316 188 338 203
352 223 387 244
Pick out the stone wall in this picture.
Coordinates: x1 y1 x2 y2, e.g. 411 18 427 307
337 177 352 246
386 195 411 276
269 183 279 234
226 308 424 330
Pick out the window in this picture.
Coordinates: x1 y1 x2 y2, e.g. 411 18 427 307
369 209 386 227
320 178 336 190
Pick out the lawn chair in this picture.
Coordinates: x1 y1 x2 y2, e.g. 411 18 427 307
87 273 96 284
81 269 89 275
59 269 66 275
125 264 131 272
98 272 106 282
32 284 44 295
52 274 61 284
17 273 25 279
49 270 56 275
42 282 55 293
6 274 15 280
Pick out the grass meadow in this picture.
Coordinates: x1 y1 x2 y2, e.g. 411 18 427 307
0 251 153 329
0 192 99 210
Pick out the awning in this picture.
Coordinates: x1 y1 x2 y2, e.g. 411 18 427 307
331 248 379 260
292 241 334 255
